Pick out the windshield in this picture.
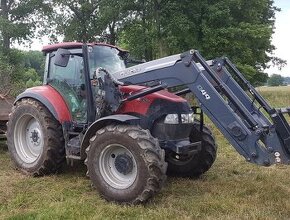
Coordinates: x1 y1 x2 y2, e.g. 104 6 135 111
88 45 126 78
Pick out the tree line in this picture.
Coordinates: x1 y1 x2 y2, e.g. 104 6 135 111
0 0 287 96
268 74 289 86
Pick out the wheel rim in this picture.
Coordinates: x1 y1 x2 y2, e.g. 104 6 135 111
14 114 44 164
99 144 137 189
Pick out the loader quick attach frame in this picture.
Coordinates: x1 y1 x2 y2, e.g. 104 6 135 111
115 49 290 166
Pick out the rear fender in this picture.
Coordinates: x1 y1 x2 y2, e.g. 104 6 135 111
15 85 71 123
80 114 140 160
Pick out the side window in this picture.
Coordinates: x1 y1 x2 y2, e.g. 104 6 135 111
49 54 84 85
48 52 87 123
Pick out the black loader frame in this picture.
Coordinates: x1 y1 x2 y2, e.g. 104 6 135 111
114 49 290 166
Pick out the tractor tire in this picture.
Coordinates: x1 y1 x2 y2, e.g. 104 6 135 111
85 124 167 204
7 98 65 176
166 121 217 178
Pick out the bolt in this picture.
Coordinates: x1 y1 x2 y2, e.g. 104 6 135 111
255 129 262 135
216 64 223 72
264 159 270 166
274 152 280 157
251 152 257 158
189 49 195 55
268 147 274 153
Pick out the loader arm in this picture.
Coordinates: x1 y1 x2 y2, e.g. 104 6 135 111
114 50 290 166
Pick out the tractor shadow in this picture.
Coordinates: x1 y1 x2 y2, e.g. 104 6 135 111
60 160 87 177
0 138 8 153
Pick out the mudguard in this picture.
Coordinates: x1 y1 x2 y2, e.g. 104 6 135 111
15 85 71 123
80 114 140 159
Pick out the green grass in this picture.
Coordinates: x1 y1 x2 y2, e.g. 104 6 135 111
1 86 290 219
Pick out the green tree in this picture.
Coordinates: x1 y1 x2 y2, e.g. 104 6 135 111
97 0 134 45
0 0 52 51
0 49 43 96
23 68 41 82
0 51 26 96
48 0 280 86
268 74 284 86
52 0 101 42
25 78 41 88
198 0 277 85
0 54 13 95
52 0 133 45
118 0 278 85
23 50 45 76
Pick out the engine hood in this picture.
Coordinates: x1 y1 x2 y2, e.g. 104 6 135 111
117 85 191 116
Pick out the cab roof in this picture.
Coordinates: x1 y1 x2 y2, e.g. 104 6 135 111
42 42 127 53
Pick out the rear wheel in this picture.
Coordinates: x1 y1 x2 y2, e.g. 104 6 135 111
166 121 217 177
7 98 65 176
85 124 167 204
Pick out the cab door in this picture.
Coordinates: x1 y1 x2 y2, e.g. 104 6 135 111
47 50 87 123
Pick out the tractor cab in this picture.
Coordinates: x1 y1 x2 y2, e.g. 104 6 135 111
42 43 128 124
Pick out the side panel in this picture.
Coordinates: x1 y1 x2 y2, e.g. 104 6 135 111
15 85 71 123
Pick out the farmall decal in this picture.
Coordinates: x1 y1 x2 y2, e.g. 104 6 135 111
197 85 211 100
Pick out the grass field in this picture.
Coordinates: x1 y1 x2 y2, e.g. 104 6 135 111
1 86 290 219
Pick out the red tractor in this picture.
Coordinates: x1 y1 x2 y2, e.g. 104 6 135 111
6 42 290 204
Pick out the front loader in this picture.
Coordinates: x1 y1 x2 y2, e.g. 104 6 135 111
6 42 290 204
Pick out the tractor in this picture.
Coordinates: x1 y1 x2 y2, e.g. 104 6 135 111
6 42 290 204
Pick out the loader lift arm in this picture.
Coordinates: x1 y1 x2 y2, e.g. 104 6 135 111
115 50 290 166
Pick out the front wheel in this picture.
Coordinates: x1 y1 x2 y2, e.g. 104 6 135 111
166 122 217 177
85 124 167 204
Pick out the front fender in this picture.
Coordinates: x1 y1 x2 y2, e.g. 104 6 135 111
80 114 140 159
15 85 71 123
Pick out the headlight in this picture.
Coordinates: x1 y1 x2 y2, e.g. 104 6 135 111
164 113 194 124
181 113 194 124
164 114 179 124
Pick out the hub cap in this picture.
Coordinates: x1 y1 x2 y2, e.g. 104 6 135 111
14 114 44 163
99 144 137 189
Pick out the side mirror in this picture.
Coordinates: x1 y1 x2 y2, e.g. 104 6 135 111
54 48 71 67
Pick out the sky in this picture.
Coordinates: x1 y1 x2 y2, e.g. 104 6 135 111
266 0 290 77
16 0 290 77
